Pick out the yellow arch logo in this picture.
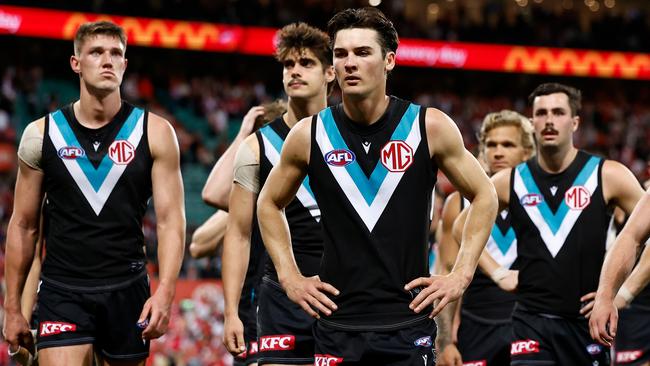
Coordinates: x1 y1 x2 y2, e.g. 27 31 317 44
63 13 220 50
504 47 650 79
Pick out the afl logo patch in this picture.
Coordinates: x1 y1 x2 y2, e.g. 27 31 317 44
325 149 355 166
108 140 135 165
381 140 413 172
413 336 432 347
58 146 85 160
520 193 543 206
586 344 602 355
565 186 590 210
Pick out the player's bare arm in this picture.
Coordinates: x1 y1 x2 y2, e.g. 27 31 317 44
222 135 260 356
405 108 498 318
189 210 228 259
257 118 339 319
3 118 45 352
138 113 186 340
202 106 265 210
590 187 650 346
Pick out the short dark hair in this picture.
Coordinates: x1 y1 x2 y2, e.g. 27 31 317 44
74 21 127 56
327 7 399 57
275 22 332 67
528 83 582 116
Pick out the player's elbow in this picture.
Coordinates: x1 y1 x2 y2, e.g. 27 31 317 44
202 187 228 211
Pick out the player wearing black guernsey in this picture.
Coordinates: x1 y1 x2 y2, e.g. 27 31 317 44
484 83 644 365
3 21 185 366
257 8 497 365
221 23 335 366
591 188 650 365
437 110 535 366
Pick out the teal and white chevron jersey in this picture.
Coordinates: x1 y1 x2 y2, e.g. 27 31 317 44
307 96 438 331
460 197 518 320
41 101 152 290
257 117 322 282
509 150 611 317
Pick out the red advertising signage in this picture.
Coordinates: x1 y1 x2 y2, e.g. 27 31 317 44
1 5 649 80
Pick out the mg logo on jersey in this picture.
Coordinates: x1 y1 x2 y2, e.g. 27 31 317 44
381 140 413 172
108 140 135 165
616 350 643 363
520 193 543 207
325 149 355 167
463 361 487 366
259 335 295 351
314 354 344 366
565 185 591 210
40 321 77 336
58 146 85 160
511 340 540 355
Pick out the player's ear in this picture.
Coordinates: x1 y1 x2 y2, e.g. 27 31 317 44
70 55 81 74
572 115 580 132
385 51 396 73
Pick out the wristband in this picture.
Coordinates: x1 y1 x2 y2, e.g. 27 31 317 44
618 285 634 305
490 267 509 283
7 345 21 357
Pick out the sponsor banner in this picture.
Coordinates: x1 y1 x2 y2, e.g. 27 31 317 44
1 5 649 79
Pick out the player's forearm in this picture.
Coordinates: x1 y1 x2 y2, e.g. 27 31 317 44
257 195 300 285
453 188 498 286
155 216 186 291
435 298 456 349
596 232 638 301
617 244 650 298
222 230 251 317
4 224 39 313
202 136 247 210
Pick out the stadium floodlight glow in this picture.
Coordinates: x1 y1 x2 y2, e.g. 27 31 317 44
428 4 440 15
516 0 529 7
604 0 615 8
589 2 600 11
584 0 595 6
369 0 381 6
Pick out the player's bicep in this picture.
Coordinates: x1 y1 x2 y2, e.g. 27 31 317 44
228 184 257 239
149 115 184 221
603 160 644 216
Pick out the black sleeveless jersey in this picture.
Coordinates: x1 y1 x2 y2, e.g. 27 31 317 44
509 150 611 316
308 96 437 330
256 118 323 281
460 198 518 320
41 101 152 290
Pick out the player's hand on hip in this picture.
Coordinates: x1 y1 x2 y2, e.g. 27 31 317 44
405 273 466 318
139 284 174 340
223 314 246 357
2 311 32 350
282 274 339 319
496 270 518 293
588 296 618 347
436 343 463 366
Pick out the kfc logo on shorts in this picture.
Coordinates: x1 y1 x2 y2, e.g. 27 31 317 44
520 193 543 207
314 354 344 366
381 140 413 172
249 341 259 355
108 140 135 165
40 321 77 336
58 146 85 160
616 350 643 363
325 149 355 167
259 335 295 351
511 340 540 355
565 186 591 210
463 361 487 366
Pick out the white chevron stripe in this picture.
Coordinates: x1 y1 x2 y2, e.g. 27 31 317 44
261 134 320 222
513 167 599 257
48 113 144 215
486 237 518 269
315 113 421 232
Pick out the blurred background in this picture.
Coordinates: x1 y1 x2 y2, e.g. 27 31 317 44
0 0 648 364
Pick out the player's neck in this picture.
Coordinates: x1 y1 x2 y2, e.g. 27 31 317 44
76 84 122 128
341 92 389 126
285 95 327 128
537 144 578 174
